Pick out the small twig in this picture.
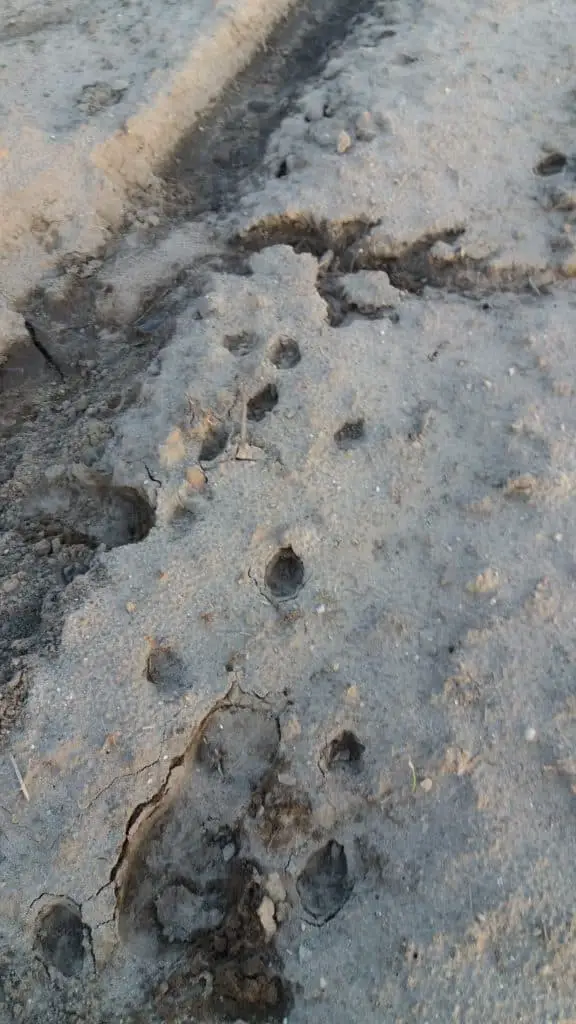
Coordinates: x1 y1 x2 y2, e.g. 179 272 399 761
9 754 30 802
408 758 417 794
240 384 248 447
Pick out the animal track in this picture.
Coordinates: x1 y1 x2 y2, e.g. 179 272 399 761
334 418 365 449
113 690 364 1017
116 703 293 1021
265 546 305 599
535 151 567 176
269 337 301 369
34 899 87 977
247 383 279 421
199 422 230 461
197 706 280 785
223 332 259 356
323 730 365 770
152 860 292 1022
296 841 353 924
145 641 187 694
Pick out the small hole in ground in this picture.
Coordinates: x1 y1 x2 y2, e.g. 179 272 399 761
296 840 352 923
325 730 365 769
265 546 304 599
223 332 259 356
119 490 155 544
27 477 155 549
276 158 289 178
270 337 301 369
146 644 187 693
247 383 279 421
535 152 567 176
334 418 365 449
199 423 229 461
34 900 86 977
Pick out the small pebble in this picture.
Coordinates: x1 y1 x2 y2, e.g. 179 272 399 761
222 843 236 863
257 896 276 940
2 576 20 594
33 539 52 556
420 777 433 792
337 130 352 154
276 772 297 787
430 240 458 264
525 727 537 742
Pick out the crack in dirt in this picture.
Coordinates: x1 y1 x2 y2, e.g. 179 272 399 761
24 319 64 379
235 213 561 297
78 758 164 813
108 750 186 890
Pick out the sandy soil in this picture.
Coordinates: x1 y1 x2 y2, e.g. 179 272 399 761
2 0 576 1021
0 0 297 322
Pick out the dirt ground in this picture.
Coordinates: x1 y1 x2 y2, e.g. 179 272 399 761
2 0 576 1021
0 0 299 312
